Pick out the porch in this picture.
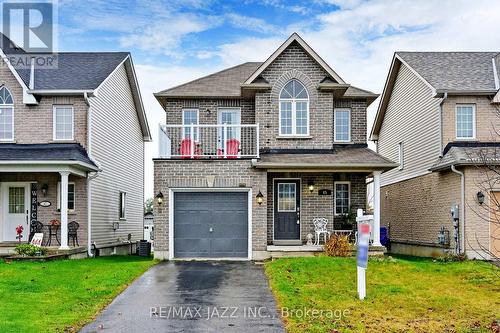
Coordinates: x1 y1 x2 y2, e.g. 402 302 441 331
0 144 98 250
254 148 398 251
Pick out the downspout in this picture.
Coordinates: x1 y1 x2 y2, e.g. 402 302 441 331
84 92 102 257
438 92 447 157
451 165 465 254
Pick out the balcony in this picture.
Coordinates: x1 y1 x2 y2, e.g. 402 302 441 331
158 124 259 159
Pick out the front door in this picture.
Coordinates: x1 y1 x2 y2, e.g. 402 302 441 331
2 183 30 242
274 180 300 240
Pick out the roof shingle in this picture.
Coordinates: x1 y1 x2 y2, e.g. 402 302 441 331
397 52 500 92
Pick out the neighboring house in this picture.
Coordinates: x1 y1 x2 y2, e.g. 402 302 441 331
153 33 397 260
0 34 151 255
371 52 500 259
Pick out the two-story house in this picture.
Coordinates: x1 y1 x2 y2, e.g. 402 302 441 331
153 33 397 260
0 34 151 256
371 52 500 259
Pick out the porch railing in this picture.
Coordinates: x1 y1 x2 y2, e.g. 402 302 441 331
158 124 259 159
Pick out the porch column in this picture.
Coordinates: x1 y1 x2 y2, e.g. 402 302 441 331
372 171 382 247
59 171 70 250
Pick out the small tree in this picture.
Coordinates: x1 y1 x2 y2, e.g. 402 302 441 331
144 198 153 214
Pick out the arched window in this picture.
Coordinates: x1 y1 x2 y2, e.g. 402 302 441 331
279 79 309 136
0 86 14 141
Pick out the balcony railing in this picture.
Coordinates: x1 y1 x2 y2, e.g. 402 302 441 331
158 124 259 159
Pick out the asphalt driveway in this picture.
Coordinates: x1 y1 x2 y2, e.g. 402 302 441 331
80 261 285 333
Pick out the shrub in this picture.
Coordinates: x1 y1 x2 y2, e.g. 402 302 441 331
14 244 47 257
323 234 352 257
434 252 467 263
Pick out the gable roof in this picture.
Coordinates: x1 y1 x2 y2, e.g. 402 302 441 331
155 62 262 98
1 33 130 91
155 33 379 104
0 33 151 141
370 52 500 140
397 52 500 92
17 52 130 90
244 33 345 85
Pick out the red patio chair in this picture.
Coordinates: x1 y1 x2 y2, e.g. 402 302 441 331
179 139 201 159
218 139 240 159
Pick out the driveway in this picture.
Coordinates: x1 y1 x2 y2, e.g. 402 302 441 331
80 261 286 333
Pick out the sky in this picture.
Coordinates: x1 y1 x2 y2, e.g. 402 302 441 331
13 0 500 199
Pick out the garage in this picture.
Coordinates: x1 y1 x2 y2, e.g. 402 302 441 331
173 191 249 259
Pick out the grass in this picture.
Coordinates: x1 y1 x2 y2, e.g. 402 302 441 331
0 256 157 333
265 255 500 333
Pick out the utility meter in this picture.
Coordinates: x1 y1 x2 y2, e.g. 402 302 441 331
450 204 459 221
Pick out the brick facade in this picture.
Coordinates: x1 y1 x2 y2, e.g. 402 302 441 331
442 96 500 147
266 172 367 243
0 65 88 148
381 171 461 252
153 160 268 258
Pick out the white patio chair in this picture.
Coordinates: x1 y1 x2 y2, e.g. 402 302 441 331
313 218 331 245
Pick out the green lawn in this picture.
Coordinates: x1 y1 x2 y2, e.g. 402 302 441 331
0 256 156 333
265 256 500 333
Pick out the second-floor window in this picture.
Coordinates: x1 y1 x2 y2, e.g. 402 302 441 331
334 108 351 142
0 86 14 141
279 79 309 136
455 104 475 139
182 109 199 141
53 105 74 140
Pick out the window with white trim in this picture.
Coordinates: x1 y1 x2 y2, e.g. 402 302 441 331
279 79 309 136
334 181 350 215
57 182 76 211
53 106 74 140
0 86 14 141
119 192 126 219
334 108 351 142
455 104 475 139
398 142 404 170
182 109 199 141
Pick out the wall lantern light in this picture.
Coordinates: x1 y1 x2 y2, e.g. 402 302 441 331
308 181 315 193
156 191 164 205
476 191 485 205
256 191 264 205
41 184 48 196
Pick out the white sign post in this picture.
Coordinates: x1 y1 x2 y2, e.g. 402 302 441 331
356 234 369 300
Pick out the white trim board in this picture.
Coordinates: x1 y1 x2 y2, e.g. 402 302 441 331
168 188 252 261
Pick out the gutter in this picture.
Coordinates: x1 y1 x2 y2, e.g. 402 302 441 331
84 92 102 257
438 92 447 157
450 165 465 254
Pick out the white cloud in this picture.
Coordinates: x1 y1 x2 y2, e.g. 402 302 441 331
225 13 280 34
120 14 222 56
